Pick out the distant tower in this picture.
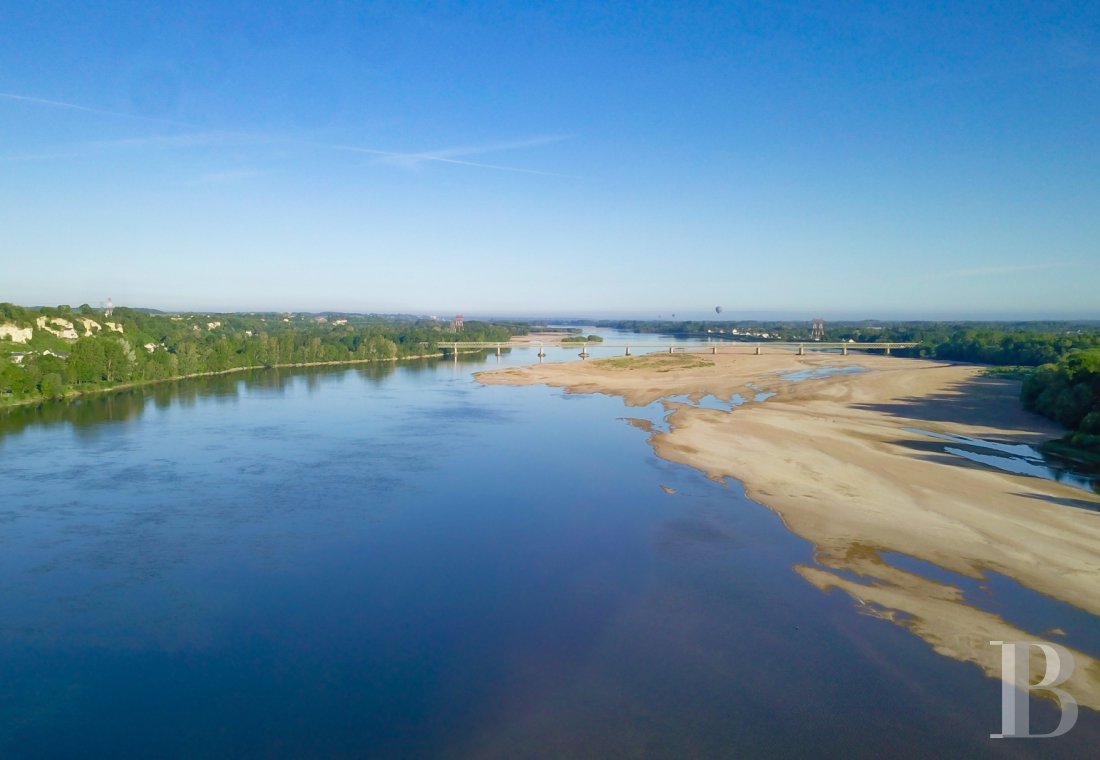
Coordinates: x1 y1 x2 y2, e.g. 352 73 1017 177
105 297 114 317
453 314 464 333
811 318 825 341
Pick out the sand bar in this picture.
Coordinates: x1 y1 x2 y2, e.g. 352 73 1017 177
477 351 1100 707
506 331 588 346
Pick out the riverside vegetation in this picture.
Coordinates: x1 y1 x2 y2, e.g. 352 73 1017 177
3 305 1097 458
589 318 1100 457
0 303 520 407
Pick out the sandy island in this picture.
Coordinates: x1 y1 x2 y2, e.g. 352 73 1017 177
506 331 586 346
477 350 1100 708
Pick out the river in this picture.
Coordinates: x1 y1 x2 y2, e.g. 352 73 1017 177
0 332 1096 758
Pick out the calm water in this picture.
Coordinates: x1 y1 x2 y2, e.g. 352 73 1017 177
905 427 1100 496
1 338 1097 758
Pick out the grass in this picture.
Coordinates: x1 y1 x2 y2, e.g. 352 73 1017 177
1041 437 1100 467
981 366 1034 380
593 353 713 372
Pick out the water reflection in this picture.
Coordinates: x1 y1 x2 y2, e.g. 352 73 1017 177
3 349 1099 755
0 363 416 446
0 389 149 443
907 427 1100 496
780 365 867 383
798 545 1100 712
484 355 1100 729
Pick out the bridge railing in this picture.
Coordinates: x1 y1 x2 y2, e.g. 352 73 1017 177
433 341 919 358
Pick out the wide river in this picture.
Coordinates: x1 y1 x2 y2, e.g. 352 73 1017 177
1 331 1096 758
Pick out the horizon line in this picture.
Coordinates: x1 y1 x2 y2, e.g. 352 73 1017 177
3 301 1098 323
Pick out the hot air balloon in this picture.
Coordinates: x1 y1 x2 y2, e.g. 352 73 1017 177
715 305 723 315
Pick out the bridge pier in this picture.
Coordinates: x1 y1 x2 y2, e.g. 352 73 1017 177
433 340 915 359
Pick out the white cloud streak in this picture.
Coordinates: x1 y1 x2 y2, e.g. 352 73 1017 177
0 131 271 162
0 150 89 163
185 169 269 185
377 134 569 165
2 91 576 178
0 91 191 126
322 134 577 177
92 131 271 150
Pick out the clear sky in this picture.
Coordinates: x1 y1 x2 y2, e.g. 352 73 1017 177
2 2 1098 319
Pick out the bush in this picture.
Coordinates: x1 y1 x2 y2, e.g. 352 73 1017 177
39 372 65 400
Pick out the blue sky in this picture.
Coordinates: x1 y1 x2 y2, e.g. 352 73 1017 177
2 2 1098 319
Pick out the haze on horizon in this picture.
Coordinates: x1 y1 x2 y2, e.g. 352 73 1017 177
2 3 1098 319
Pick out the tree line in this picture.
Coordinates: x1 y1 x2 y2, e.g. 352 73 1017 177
1 305 517 405
1022 350 1100 456
5 307 1099 455
589 318 1100 453
586 318 1100 366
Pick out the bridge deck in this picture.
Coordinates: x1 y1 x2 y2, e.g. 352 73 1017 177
435 341 919 355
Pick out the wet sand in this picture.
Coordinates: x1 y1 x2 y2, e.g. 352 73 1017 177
477 351 1100 708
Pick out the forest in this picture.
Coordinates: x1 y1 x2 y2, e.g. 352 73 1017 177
587 318 1100 364
1021 349 1100 457
4 307 1099 455
0 304 517 406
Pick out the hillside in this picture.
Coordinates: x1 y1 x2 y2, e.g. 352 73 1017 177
0 304 518 405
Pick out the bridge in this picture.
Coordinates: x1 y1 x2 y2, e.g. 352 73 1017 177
436 341 920 358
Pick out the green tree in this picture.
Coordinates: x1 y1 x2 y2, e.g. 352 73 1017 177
68 338 106 383
176 342 201 375
0 360 27 397
1022 349 1100 434
39 372 65 400
102 339 133 383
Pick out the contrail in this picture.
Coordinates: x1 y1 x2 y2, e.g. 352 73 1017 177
392 134 571 161
3 92 579 177
323 142 577 178
321 135 581 178
0 91 191 126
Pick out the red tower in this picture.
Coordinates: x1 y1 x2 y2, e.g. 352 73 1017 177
453 314 464 332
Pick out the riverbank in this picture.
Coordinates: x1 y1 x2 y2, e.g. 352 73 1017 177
477 352 1100 708
0 352 445 412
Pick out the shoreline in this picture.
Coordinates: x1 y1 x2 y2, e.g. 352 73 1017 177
0 352 445 412
476 351 1100 708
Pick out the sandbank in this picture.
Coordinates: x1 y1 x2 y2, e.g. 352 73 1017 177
507 331 583 346
477 350 1100 707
